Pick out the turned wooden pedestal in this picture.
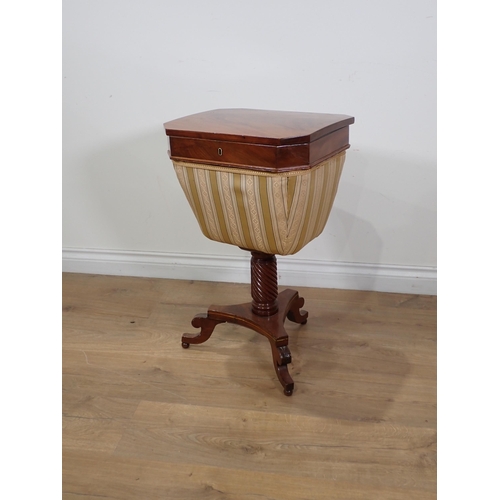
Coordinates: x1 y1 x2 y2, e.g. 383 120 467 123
181 252 308 396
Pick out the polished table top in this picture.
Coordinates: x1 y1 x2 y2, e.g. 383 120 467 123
164 108 354 145
164 108 355 172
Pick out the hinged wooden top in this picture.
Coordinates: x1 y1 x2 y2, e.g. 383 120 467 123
164 108 354 146
164 108 354 172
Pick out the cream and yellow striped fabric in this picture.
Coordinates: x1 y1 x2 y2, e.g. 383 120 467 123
173 151 345 256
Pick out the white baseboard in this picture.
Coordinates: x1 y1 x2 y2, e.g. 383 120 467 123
62 248 436 295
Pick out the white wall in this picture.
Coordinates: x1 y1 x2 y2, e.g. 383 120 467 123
63 0 436 293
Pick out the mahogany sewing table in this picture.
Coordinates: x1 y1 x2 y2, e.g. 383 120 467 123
164 109 354 395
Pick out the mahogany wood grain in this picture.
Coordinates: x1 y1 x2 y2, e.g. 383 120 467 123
164 108 354 145
164 108 354 171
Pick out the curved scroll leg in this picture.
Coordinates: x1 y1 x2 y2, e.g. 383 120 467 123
181 313 225 349
269 342 294 396
286 294 308 325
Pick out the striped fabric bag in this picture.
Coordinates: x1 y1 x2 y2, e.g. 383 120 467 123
173 151 345 256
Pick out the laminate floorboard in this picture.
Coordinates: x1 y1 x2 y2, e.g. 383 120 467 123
62 273 436 499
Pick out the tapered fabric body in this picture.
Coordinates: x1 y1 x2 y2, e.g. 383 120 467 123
173 151 345 256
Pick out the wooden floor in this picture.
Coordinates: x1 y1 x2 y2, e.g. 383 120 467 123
62 273 437 499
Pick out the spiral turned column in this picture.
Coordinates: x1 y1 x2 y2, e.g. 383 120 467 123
251 251 279 316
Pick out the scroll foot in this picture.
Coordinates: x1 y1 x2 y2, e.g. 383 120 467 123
181 313 225 348
286 295 308 325
270 344 294 396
